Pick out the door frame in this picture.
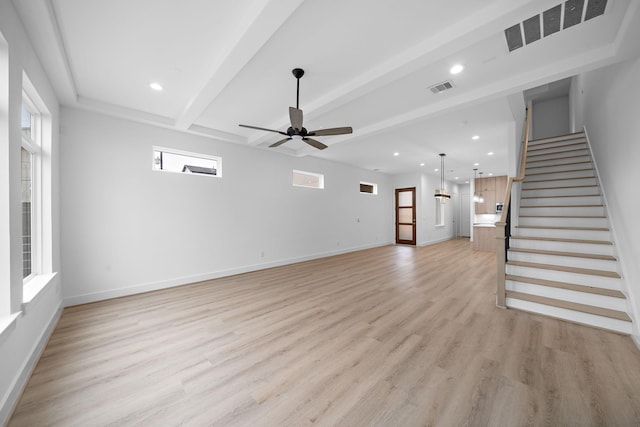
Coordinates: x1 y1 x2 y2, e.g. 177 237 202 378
395 187 416 245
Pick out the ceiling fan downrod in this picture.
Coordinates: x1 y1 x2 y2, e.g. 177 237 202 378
292 68 304 110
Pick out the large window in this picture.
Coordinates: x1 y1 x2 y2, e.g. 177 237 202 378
21 98 40 280
435 197 445 227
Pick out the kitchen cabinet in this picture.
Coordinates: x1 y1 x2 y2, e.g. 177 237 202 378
495 175 508 206
473 225 496 251
475 176 507 214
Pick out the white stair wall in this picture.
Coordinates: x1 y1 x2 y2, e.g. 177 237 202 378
506 131 633 334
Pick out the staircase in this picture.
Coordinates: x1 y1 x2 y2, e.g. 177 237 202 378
505 131 633 334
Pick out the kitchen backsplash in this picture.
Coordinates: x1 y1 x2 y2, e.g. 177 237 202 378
474 213 500 225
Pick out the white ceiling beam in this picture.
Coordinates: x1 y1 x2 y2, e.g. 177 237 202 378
247 0 555 147
174 0 306 131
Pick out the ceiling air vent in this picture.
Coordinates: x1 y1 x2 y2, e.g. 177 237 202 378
429 80 454 94
504 0 607 52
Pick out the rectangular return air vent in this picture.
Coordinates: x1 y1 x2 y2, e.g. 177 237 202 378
505 0 607 52
429 80 454 94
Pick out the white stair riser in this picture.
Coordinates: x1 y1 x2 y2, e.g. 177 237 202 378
506 281 627 312
508 251 618 272
527 154 591 167
529 136 585 146
522 177 598 189
520 195 602 206
521 186 599 197
526 170 595 181
517 216 608 228
527 141 588 156
527 148 589 160
520 206 605 216
505 298 632 334
509 238 614 256
505 264 621 289
515 227 611 240
526 162 593 174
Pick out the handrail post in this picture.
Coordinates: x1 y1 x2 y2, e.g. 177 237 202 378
495 221 507 308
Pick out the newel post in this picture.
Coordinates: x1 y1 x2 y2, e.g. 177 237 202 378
495 221 507 308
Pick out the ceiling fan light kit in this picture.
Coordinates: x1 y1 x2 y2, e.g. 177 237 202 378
239 68 353 150
434 153 451 203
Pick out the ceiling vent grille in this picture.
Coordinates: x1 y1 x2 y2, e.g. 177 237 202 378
504 0 607 53
429 80 454 94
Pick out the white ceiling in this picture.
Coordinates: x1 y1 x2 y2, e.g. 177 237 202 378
13 0 640 182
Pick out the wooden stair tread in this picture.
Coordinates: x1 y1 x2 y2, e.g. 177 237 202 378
522 185 599 191
524 177 597 183
527 142 587 153
506 291 631 322
506 275 625 298
527 148 589 158
516 225 608 231
510 236 613 245
528 132 585 143
507 260 620 278
521 194 600 199
520 204 603 208
518 215 606 218
508 247 616 261
526 161 592 170
526 168 594 176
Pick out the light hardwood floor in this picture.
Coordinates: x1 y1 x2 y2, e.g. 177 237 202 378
9 238 640 426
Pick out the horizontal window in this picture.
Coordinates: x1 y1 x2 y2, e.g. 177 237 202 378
360 181 377 194
292 170 324 189
153 147 221 177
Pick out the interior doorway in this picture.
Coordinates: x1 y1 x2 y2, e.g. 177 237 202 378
395 187 416 245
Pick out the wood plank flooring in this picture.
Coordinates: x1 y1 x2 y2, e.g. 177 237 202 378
9 238 640 426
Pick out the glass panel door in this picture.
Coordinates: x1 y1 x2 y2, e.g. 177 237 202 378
395 187 416 245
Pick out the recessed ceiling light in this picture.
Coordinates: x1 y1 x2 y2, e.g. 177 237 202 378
472 135 480 140
149 82 163 91
488 152 494 155
488 173 494 176
420 163 425 166
465 181 469 184
393 152 399 156
454 177 459 180
474 162 480 166
434 168 439 172
450 64 464 74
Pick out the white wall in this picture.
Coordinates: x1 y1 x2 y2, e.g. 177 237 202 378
0 1 62 424
532 96 570 139
60 108 394 305
572 57 640 343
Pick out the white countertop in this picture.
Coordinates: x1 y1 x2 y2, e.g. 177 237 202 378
473 223 496 228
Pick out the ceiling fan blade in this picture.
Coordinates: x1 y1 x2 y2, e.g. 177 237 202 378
302 137 328 150
239 124 287 136
289 107 303 131
269 138 292 148
307 127 353 136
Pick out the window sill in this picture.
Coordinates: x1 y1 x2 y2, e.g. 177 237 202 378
23 272 58 306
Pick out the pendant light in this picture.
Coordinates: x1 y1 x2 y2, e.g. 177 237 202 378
434 153 451 203
476 171 485 203
472 168 484 203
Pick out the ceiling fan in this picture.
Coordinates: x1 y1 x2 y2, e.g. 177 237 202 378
239 68 353 150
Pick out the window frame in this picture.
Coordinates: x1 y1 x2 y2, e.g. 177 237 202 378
152 146 222 178
292 169 324 189
359 181 378 195
21 93 42 282
435 197 445 227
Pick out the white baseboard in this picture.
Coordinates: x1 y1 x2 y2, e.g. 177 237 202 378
0 307 62 427
418 235 456 247
63 241 393 307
